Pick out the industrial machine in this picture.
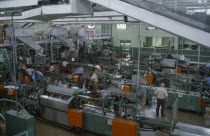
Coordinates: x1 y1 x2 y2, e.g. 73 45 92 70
137 53 210 113
17 80 48 115
11 79 210 136
0 49 13 82
0 99 36 136
39 85 81 126
34 55 47 65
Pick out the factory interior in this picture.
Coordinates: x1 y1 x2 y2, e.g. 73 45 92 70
0 0 210 136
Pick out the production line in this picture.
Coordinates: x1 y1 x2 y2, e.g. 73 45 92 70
0 0 210 135
2 80 210 136
0 44 210 135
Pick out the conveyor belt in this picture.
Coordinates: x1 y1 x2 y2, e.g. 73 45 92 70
173 123 210 136
17 36 42 51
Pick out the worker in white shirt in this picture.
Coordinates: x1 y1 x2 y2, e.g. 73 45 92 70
62 59 69 73
62 59 69 67
49 63 55 72
90 68 99 83
90 65 101 90
155 83 168 117
25 66 35 81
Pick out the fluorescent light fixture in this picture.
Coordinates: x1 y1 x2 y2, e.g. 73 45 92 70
87 24 95 29
117 24 127 30
198 0 202 3
146 26 157 30
207 9 210 15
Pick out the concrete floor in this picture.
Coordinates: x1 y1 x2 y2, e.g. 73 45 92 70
36 105 210 136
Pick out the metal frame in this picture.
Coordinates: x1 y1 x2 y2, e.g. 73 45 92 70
86 0 210 48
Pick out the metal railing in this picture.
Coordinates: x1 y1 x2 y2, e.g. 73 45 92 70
0 113 5 121
114 46 210 62
120 0 210 32
85 29 111 40
0 30 111 43
0 98 30 116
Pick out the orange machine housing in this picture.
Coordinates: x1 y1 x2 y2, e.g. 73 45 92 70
112 118 138 136
198 98 202 106
146 74 154 84
68 109 83 127
121 53 128 57
0 85 4 91
122 85 131 92
176 67 181 74
74 76 79 83
7 88 15 96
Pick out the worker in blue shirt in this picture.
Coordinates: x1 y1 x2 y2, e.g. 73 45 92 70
54 80 63 87
73 65 83 76
205 77 210 86
32 71 43 82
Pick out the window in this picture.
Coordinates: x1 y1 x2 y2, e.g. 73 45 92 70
143 37 175 48
117 24 127 30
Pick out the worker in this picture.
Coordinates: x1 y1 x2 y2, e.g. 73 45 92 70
32 71 43 82
54 80 62 87
94 65 101 72
90 67 99 90
205 75 210 86
19 61 26 72
62 59 69 73
155 83 168 117
74 65 83 75
67 83 72 88
49 63 55 72
25 66 35 79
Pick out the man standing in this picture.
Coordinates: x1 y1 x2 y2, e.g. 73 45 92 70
155 83 168 117
62 59 69 73
49 63 55 72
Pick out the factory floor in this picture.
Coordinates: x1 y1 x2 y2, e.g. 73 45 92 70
36 105 210 136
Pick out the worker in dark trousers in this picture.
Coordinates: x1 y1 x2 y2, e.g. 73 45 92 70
155 83 168 117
